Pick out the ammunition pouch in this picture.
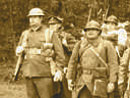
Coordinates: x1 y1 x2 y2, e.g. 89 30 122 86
42 43 58 76
42 49 54 57
92 79 107 97
41 43 54 62
92 67 108 97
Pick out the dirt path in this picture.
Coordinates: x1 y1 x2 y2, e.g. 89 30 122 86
0 82 27 98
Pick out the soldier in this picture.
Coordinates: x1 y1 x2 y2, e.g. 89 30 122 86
101 15 119 47
48 16 63 33
66 20 118 98
48 16 72 98
101 15 127 57
118 48 130 98
16 8 65 98
118 23 130 98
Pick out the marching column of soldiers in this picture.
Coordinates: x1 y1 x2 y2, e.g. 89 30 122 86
15 7 130 98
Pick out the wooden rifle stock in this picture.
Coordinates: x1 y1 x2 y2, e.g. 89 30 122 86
13 52 25 81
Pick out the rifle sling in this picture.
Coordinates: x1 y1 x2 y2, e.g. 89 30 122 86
79 44 108 70
89 47 108 70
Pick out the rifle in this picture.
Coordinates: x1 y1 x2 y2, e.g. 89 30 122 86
103 0 110 21
88 7 92 23
12 51 25 81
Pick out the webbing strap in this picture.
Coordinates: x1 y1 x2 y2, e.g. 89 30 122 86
45 29 53 43
89 47 108 70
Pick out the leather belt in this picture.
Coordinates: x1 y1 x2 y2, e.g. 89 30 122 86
82 69 92 75
26 48 42 55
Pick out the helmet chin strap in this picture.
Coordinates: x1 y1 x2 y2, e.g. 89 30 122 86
86 33 99 40
87 36 101 47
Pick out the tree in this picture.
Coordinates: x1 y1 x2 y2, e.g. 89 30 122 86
0 0 130 64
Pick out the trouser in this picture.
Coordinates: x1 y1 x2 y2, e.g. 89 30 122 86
78 86 107 98
25 77 53 98
59 77 72 98
53 82 61 98
108 90 120 98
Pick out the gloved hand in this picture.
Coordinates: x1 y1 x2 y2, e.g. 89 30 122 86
16 46 24 56
107 82 115 93
118 79 124 86
64 67 68 74
62 38 68 47
53 70 63 82
68 79 74 91
118 79 126 95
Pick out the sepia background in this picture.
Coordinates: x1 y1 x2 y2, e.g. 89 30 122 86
0 0 130 97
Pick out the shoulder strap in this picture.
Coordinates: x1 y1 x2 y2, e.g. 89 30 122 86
79 44 91 57
79 39 90 57
21 30 29 47
45 29 53 43
89 47 108 69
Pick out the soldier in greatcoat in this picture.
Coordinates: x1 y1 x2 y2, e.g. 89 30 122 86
66 20 118 98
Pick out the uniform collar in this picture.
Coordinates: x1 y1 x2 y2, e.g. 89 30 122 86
87 37 102 47
30 25 42 32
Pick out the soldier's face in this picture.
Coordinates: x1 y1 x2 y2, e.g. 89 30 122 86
85 29 100 39
49 24 61 32
29 16 43 26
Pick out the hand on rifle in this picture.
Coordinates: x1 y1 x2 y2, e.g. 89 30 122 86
16 46 24 56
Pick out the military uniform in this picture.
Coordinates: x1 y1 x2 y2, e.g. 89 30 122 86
60 30 78 98
59 30 78 64
118 48 130 98
48 16 72 98
67 20 118 98
101 15 127 98
17 8 65 98
102 15 127 57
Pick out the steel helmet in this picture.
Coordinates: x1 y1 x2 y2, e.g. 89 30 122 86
27 8 45 17
48 16 63 24
104 15 118 25
84 20 101 31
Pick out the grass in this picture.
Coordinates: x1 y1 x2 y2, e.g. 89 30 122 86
0 62 27 98
0 82 27 98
